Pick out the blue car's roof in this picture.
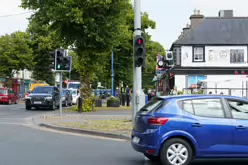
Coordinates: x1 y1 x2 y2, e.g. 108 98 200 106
158 95 248 101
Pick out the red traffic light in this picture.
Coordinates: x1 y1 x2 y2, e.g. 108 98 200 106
136 38 143 45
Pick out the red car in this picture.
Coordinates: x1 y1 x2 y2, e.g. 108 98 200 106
0 88 19 104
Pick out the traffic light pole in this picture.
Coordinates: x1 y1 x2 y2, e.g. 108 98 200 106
132 0 146 126
59 72 63 116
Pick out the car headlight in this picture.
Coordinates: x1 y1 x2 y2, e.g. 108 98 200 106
45 97 53 100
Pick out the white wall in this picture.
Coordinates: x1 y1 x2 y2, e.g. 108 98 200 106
13 69 33 80
175 75 186 91
181 46 248 67
205 75 245 97
175 74 247 97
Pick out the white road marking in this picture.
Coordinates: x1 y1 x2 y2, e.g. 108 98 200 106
0 122 29 126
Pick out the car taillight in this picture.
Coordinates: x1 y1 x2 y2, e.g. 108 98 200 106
148 117 169 126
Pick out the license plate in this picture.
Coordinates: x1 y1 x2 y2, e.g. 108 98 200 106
34 101 42 104
132 137 140 144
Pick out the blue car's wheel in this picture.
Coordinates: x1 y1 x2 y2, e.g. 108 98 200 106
160 138 193 165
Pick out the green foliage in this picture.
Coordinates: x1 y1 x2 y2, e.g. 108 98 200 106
0 31 33 77
74 97 95 112
27 19 63 85
108 97 120 102
143 41 165 88
177 91 184 95
20 0 165 111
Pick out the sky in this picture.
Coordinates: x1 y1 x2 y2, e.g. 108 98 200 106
0 0 248 49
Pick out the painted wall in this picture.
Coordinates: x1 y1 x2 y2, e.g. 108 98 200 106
181 46 248 67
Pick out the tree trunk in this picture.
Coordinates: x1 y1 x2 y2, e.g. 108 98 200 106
80 74 94 111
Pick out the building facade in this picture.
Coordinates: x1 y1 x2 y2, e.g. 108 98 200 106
170 9 248 97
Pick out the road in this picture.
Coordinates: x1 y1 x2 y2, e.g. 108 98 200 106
0 103 248 165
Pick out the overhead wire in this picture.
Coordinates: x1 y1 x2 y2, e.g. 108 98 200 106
0 11 34 18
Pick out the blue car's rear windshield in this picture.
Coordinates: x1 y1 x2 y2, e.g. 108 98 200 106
140 98 167 113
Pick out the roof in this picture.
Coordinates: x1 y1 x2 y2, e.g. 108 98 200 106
158 94 248 101
173 17 248 45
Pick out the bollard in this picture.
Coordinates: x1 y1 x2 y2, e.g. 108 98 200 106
78 97 83 113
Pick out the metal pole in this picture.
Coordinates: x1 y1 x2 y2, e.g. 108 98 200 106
132 0 146 126
246 79 248 99
59 72 63 116
111 49 114 96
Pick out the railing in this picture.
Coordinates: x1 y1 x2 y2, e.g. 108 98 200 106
182 88 248 98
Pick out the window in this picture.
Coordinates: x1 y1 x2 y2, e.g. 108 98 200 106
182 100 194 114
33 87 53 94
227 99 248 120
193 47 204 62
192 99 225 118
0 89 7 94
230 49 244 63
140 98 166 113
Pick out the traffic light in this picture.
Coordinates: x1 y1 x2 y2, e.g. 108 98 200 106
49 50 55 70
134 35 146 67
55 49 65 71
61 56 72 71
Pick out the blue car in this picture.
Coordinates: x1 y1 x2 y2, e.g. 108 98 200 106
132 95 248 165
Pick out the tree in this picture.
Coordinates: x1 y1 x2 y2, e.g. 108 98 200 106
21 0 132 110
0 31 33 78
98 11 162 89
143 40 165 88
27 20 64 85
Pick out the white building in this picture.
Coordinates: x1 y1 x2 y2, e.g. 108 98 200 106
169 10 248 97
13 69 33 80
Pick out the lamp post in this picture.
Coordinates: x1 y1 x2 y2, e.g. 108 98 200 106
111 48 114 96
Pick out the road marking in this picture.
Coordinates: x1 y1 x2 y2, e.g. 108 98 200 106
0 122 29 126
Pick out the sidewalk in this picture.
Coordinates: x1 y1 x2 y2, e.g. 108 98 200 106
34 110 132 140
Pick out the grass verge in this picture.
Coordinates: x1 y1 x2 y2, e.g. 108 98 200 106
55 119 132 135
63 106 131 112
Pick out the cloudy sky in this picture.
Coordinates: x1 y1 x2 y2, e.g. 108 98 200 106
0 0 247 49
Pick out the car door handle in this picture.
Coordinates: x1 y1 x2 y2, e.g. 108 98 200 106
192 123 202 127
236 125 246 129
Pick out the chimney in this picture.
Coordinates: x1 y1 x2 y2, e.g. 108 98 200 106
182 23 190 35
190 9 204 28
218 10 233 18
178 31 184 39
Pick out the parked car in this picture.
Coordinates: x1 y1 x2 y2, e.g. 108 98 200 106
131 95 248 165
61 89 73 107
25 86 60 110
0 88 19 104
68 89 80 105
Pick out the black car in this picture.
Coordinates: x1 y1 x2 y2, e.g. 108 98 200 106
61 89 73 107
25 86 60 110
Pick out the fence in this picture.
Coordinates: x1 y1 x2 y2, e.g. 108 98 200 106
182 88 248 98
